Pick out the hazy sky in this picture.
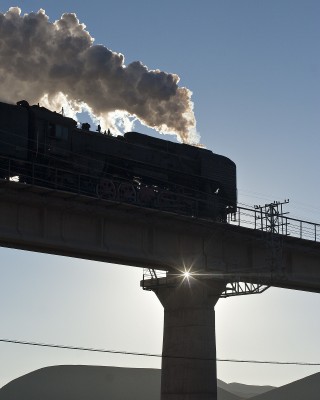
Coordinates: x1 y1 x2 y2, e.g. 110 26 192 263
0 0 319 388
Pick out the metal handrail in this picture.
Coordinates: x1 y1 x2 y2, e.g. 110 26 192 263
0 154 223 220
228 206 320 243
1 154 319 243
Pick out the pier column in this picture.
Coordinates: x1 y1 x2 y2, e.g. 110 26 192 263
152 277 225 400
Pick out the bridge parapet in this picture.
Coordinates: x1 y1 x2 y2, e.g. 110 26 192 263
228 206 320 243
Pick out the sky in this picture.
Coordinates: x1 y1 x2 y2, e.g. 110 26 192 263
0 0 320 389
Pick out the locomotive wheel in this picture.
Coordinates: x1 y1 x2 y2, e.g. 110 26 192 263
118 182 136 203
96 178 116 200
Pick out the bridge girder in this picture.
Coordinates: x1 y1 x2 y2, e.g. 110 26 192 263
0 181 319 293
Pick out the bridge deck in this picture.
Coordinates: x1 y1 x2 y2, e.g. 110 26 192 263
0 180 319 293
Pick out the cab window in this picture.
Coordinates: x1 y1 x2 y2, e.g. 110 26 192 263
56 125 68 140
48 123 68 140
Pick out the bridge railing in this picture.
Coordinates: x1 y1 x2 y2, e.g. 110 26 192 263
228 206 320 242
0 155 319 242
0 155 222 219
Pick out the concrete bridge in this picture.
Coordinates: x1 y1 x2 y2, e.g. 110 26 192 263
0 180 319 399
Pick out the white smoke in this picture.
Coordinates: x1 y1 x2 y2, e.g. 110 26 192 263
0 7 199 143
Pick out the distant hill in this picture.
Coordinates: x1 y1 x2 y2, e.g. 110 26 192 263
0 365 242 400
217 387 242 400
217 379 275 398
249 371 320 400
0 366 160 400
1 365 318 400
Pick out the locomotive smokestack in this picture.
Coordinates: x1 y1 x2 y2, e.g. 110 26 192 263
0 7 199 144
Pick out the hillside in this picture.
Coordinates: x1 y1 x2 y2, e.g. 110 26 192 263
1 365 318 400
217 379 275 398
0 366 160 400
0 365 242 400
249 371 320 400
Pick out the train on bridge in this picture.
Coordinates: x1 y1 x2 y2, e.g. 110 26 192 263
0 100 237 220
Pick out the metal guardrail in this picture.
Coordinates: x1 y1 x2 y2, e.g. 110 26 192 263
0 155 319 243
0 155 221 219
228 206 320 243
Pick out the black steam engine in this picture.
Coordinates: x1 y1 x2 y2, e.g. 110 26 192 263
0 100 237 220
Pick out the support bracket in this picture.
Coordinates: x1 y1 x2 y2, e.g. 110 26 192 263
141 268 270 297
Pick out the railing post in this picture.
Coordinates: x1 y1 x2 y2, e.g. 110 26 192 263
254 210 257 230
55 168 58 189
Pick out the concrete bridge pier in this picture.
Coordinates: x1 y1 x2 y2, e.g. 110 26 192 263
149 277 226 400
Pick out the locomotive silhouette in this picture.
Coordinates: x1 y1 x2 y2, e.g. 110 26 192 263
0 100 237 220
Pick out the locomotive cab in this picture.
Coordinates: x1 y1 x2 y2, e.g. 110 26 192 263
31 105 76 159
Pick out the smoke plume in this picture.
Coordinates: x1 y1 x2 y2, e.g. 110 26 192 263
0 7 199 143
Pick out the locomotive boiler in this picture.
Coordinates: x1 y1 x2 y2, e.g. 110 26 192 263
0 100 237 221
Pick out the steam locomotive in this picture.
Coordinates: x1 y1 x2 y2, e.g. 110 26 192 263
0 100 237 220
